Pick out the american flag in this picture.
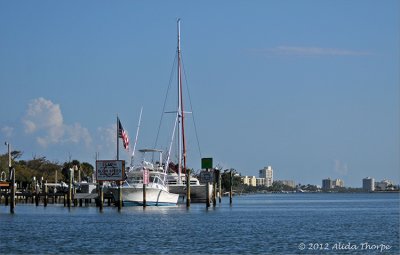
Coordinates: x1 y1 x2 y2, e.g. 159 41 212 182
118 118 129 150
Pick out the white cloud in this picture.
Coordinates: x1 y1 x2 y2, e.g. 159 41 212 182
23 97 63 134
22 97 92 148
250 46 371 57
23 121 36 134
65 123 92 147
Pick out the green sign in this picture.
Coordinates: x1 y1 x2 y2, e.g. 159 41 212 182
201 158 213 169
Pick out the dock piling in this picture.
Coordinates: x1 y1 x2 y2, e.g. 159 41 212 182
206 168 210 208
212 169 217 207
67 168 73 208
44 180 48 207
10 168 15 213
186 169 191 207
35 179 39 206
143 182 146 208
118 181 122 211
99 181 104 211
229 169 233 205
218 170 222 203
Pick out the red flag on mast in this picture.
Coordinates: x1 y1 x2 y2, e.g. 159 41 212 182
118 118 129 150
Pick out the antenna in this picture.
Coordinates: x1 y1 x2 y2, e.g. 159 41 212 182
131 107 143 167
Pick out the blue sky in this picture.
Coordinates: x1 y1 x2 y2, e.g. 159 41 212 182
0 0 398 187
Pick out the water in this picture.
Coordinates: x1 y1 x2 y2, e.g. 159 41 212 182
0 193 399 254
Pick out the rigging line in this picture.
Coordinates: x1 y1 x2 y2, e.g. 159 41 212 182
165 112 179 173
180 53 203 159
153 51 178 149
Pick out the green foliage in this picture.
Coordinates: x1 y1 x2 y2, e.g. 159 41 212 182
61 161 74 181
0 152 94 186
220 168 242 191
11 151 23 160
80 162 94 181
267 181 295 192
0 154 10 178
14 164 33 185
61 160 94 182
299 184 319 192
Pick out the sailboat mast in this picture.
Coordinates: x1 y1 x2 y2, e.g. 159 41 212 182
177 19 187 184
177 19 183 184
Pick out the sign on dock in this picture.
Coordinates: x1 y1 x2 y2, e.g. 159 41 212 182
96 160 125 181
200 171 213 183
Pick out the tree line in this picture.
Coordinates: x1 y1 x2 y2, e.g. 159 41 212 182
0 151 94 188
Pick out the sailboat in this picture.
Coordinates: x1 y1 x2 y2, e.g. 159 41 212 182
163 19 212 202
110 116 179 206
113 19 210 205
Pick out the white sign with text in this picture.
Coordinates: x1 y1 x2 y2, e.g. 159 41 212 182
96 160 125 181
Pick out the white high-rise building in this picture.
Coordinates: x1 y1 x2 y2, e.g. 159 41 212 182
363 177 375 192
259 166 273 187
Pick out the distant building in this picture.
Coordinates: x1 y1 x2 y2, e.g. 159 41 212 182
275 180 296 188
322 178 344 190
322 178 333 191
333 179 344 188
242 176 257 187
363 177 375 192
242 176 250 186
375 179 394 191
256 178 266 186
259 166 273 187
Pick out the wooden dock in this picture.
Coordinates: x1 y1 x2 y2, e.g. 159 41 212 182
0 184 115 208
0 168 231 212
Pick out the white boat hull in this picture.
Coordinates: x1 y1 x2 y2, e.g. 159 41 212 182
112 186 179 206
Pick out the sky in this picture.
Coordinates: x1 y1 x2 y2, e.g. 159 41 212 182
0 0 398 187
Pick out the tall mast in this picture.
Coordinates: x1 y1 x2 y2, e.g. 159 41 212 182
177 19 182 184
177 19 187 184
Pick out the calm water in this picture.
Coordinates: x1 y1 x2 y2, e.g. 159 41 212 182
0 193 399 254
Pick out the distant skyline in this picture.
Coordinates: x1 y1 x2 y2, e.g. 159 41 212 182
0 1 398 187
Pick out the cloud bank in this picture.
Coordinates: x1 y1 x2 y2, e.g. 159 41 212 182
22 97 92 147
